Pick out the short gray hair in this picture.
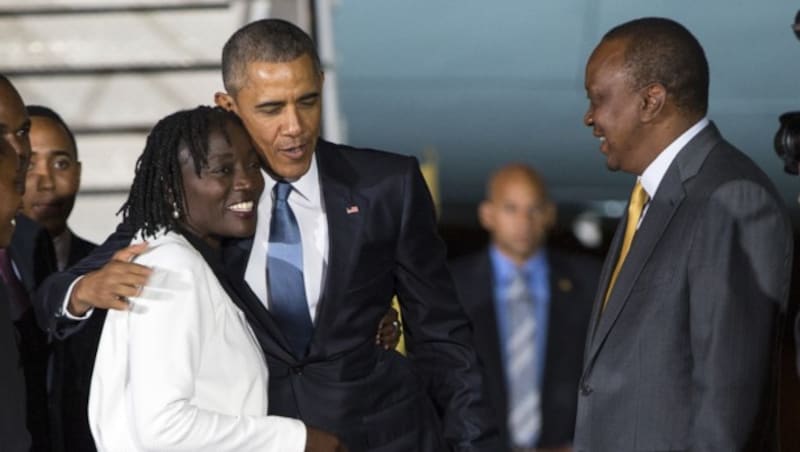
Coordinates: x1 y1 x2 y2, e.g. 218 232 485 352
222 18 322 94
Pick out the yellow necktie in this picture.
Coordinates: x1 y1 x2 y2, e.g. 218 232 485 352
602 181 649 311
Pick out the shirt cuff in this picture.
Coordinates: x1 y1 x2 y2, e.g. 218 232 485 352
61 275 94 320
272 417 306 452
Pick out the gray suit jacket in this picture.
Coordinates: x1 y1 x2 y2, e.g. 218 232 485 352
573 123 793 452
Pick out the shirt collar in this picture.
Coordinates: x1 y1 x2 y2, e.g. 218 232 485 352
489 245 548 285
639 117 709 198
263 156 320 205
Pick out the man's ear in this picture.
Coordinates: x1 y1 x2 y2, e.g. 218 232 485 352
214 92 236 112
478 200 494 231
640 83 666 122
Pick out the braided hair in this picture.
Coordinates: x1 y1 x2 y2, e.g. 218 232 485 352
119 105 243 238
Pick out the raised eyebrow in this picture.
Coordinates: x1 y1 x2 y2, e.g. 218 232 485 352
49 150 75 158
254 99 285 110
206 152 235 161
298 92 320 102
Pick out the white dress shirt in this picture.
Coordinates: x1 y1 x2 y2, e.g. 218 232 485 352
637 117 710 224
245 157 328 322
89 232 306 452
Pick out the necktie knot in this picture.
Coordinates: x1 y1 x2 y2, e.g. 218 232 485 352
507 270 530 303
629 181 649 214
274 181 292 203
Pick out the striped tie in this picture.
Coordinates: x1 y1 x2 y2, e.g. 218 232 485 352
267 181 314 357
506 270 541 448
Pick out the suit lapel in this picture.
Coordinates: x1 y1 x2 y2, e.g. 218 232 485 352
307 143 368 358
470 253 507 414
9 215 43 292
544 254 570 383
454 252 508 421
586 171 685 364
584 122 722 367
67 234 96 268
542 252 586 435
585 217 624 359
220 237 295 360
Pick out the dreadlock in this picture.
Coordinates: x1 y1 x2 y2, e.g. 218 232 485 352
119 105 242 238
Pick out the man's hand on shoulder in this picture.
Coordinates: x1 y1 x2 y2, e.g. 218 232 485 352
67 242 152 315
305 426 348 452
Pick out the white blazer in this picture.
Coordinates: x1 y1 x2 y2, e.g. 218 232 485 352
88 232 306 451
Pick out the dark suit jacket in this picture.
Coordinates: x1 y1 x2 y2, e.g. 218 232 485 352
37 139 501 452
10 214 56 452
12 215 57 291
65 233 97 270
49 232 100 452
574 123 793 451
450 248 600 450
0 281 31 452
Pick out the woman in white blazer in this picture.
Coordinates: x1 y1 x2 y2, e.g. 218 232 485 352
88 107 398 452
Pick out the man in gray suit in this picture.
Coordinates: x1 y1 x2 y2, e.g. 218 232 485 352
575 17 792 451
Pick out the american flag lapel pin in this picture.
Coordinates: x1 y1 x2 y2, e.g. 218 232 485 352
346 205 359 214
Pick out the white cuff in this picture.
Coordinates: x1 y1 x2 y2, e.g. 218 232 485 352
274 417 307 452
62 275 94 320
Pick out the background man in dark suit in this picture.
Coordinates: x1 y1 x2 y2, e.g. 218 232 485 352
0 80 31 451
576 17 792 451
450 163 600 452
22 105 99 452
23 105 96 271
37 19 499 452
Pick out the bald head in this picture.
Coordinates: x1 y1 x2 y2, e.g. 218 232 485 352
479 163 555 265
0 75 27 122
485 163 550 203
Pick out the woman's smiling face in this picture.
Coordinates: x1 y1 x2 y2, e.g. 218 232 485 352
179 120 264 249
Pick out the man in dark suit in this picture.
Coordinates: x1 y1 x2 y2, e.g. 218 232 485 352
23 105 96 272
8 214 56 452
22 105 100 452
450 164 599 452
1 74 56 452
36 19 499 452
576 18 792 451
0 83 31 451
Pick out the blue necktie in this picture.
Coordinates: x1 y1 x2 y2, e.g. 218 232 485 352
267 182 314 357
